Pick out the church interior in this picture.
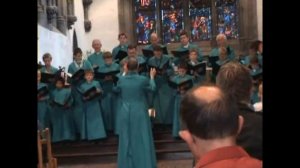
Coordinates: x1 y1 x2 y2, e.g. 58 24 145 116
37 0 263 167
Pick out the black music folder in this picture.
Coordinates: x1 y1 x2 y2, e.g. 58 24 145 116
52 96 71 108
148 61 169 75
187 62 207 76
138 62 148 74
171 50 189 59
208 56 219 67
71 69 85 82
94 70 120 83
168 79 193 91
142 49 154 58
83 86 101 101
41 73 56 83
115 50 128 63
161 46 168 55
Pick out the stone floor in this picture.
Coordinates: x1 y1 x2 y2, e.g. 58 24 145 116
58 159 193 168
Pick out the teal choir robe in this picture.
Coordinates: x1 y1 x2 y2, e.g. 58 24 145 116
112 44 128 59
97 62 120 132
169 74 194 137
78 80 107 140
121 55 148 76
240 53 263 67
143 44 166 62
88 52 105 68
249 65 263 104
68 60 93 137
113 71 157 168
38 82 50 130
114 72 127 135
50 87 75 142
176 43 203 62
209 46 236 61
147 55 175 124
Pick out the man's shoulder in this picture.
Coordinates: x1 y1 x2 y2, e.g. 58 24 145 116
205 157 262 168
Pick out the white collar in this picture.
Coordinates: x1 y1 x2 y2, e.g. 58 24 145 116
74 60 84 69
183 43 189 48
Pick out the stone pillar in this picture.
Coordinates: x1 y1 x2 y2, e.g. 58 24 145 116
37 0 44 24
210 0 218 47
46 0 58 28
238 0 258 55
82 0 93 32
67 0 77 29
118 0 134 43
56 0 67 34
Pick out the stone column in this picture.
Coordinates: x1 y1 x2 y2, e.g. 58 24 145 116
57 0 67 35
46 0 58 28
37 0 43 24
210 0 218 47
82 0 93 32
67 0 77 29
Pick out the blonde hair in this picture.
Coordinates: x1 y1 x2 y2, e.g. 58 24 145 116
216 33 227 41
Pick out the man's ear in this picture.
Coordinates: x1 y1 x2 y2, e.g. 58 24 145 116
237 115 244 135
179 130 194 145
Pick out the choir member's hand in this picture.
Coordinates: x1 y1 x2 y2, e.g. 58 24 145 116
96 88 101 93
150 68 156 79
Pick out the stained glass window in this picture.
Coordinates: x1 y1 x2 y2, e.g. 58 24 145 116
135 0 157 44
215 0 239 39
189 8 212 41
133 0 240 45
161 0 184 43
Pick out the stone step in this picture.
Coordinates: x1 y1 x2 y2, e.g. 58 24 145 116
56 151 193 165
53 140 188 157
52 125 192 166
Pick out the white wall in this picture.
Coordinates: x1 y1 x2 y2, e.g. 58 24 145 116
38 0 89 71
257 0 263 41
38 0 120 70
72 0 90 59
38 25 73 71
86 0 119 53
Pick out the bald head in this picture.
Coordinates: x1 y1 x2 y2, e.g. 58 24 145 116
216 33 227 47
92 39 102 52
180 85 239 139
150 33 159 45
192 86 222 104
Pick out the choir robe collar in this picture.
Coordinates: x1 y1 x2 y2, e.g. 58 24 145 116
127 71 138 75
94 51 102 55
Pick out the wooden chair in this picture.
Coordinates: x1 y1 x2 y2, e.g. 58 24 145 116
37 128 57 168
